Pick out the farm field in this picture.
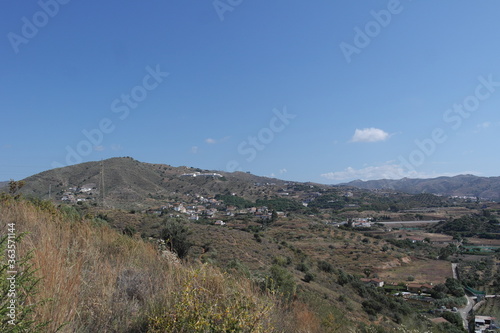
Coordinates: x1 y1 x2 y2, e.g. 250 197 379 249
476 297 500 319
466 237 500 246
375 258 453 285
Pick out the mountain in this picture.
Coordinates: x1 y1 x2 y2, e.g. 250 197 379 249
16 157 292 208
0 181 8 190
343 174 500 201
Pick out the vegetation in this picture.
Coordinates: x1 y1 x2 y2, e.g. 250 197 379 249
215 194 253 208
0 234 49 332
160 217 192 259
4 159 500 332
432 214 500 239
0 197 298 332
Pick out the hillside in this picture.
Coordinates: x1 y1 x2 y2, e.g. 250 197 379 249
2 160 489 332
1 191 468 332
343 175 500 201
17 157 290 209
0 195 304 332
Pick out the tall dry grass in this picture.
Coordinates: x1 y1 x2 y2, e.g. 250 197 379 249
1 198 172 331
1 197 324 332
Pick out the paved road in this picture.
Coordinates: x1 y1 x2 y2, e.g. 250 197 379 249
452 263 473 330
458 294 475 330
451 263 458 279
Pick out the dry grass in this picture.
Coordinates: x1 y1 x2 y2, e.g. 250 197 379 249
1 198 170 332
466 237 500 246
377 258 453 285
0 197 332 333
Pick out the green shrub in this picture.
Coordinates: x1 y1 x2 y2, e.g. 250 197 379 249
304 272 315 283
265 265 296 301
317 260 334 273
296 262 310 272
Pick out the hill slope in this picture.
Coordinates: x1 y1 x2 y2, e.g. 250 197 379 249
344 175 500 201
17 157 289 208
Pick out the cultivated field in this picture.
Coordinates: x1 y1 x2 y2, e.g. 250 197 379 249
376 258 453 285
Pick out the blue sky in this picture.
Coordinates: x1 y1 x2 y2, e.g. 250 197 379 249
1 0 500 184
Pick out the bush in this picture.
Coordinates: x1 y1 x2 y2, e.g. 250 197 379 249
296 262 310 272
148 266 274 332
0 235 49 332
265 265 296 301
441 311 464 328
303 272 315 283
160 218 192 259
317 260 334 273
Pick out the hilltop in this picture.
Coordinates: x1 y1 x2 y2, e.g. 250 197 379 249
17 157 292 209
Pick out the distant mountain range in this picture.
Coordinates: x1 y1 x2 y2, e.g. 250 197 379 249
4 158 500 205
343 175 500 201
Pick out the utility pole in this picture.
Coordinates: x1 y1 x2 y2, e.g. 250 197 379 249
101 159 105 207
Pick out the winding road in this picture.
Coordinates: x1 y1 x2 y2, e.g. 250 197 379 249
452 263 474 330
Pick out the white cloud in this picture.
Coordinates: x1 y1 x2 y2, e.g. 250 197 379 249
478 121 491 129
473 121 500 133
111 144 123 151
94 145 105 151
205 136 230 144
191 146 199 154
279 168 287 174
351 128 389 143
320 163 473 183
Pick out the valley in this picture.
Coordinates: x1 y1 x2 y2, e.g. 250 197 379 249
2 157 500 332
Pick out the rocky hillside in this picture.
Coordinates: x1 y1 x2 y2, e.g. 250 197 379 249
16 157 292 208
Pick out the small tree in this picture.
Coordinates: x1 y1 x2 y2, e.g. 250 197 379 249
160 218 192 259
266 265 296 301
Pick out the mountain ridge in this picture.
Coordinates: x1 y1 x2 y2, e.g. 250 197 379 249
342 174 500 201
7 157 500 204
15 157 296 208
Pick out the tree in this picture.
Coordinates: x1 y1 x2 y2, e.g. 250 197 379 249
8 180 25 195
266 265 296 301
445 278 465 297
160 217 192 259
271 210 278 223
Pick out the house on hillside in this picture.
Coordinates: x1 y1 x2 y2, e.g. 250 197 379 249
173 204 187 214
429 317 450 325
214 220 226 226
474 315 497 333
406 283 433 293
360 278 385 288
407 236 426 243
